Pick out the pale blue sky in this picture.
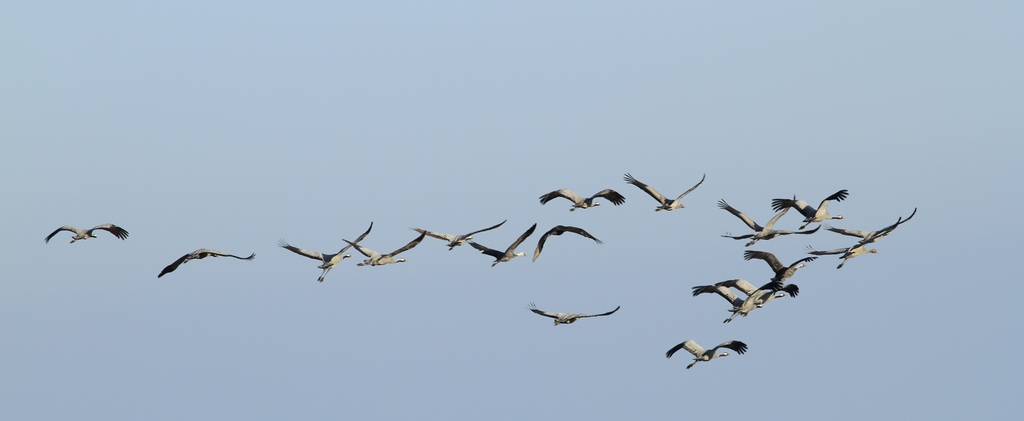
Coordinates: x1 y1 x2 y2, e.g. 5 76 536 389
2 1 1022 419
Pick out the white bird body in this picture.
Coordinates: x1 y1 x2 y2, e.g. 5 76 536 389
158 248 255 278
538 188 625 211
279 222 373 282
719 199 820 246
414 219 506 250
45 224 129 243
666 340 748 369
623 173 705 211
469 223 537 266
527 302 620 325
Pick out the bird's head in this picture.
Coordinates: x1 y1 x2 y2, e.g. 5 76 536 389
834 215 844 220
718 352 730 357
396 258 407 263
342 253 352 259
869 249 878 254
514 252 526 257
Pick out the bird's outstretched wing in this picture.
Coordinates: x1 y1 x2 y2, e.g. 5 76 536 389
533 225 602 262
743 250 785 272
89 224 129 240
388 231 427 257
44 226 77 243
671 173 706 202
590 189 626 206
718 200 761 231
539 189 583 205
575 305 620 319
278 239 325 261
469 242 504 259
465 219 507 236
158 253 192 278
527 302 560 319
624 173 666 205
666 340 704 359
505 223 537 254
712 340 749 355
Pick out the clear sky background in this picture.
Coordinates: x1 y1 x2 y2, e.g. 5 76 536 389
2 1 1021 419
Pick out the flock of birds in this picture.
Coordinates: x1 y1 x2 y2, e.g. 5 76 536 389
44 173 915 371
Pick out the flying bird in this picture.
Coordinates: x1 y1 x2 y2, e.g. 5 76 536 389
623 173 705 211
345 231 427 266
666 340 748 369
538 188 625 211
279 222 373 282
532 225 602 262
527 302 620 326
158 248 255 278
414 219 506 250
692 279 798 323
771 189 849 229
719 199 820 246
743 250 817 287
825 208 917 244
44 224 129 243
469 223 537 266
806 244 876 269
809 207 917 269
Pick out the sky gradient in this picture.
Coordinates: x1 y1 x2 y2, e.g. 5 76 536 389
2 2 1022 419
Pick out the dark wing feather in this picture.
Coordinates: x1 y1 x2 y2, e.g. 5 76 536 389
505 223 537 254
591 189 626 206
465 219 507 236
92 224 129 240
771 197 795 213
539 189 581 205
716 340 749 355
388 231 426 257
744 250 785 272
624 173 667 205
672 173 706 202
718 199 760 231
339 222 374 254
44 226 75 243
469 242 505 259
527 302 558 319
577 305 620 318
533 225 602 262
158 253 191 278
